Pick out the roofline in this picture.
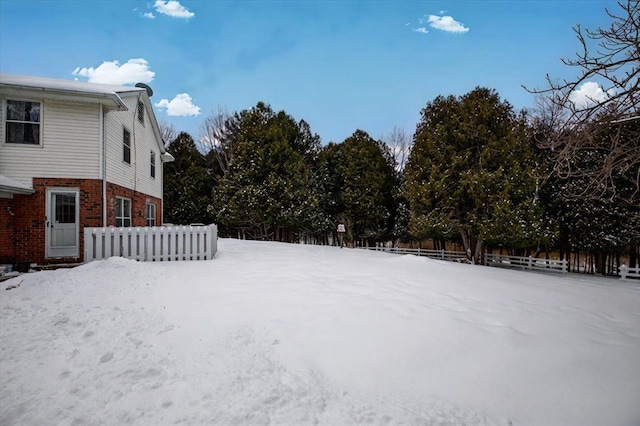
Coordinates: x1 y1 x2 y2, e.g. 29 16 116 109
0 73 168 153
0 82 129 111
0 73 149 111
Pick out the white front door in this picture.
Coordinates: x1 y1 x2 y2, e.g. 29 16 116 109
46 189 80 258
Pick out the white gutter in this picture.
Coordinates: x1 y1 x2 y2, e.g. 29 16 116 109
101 104 107 227
160 152 175 163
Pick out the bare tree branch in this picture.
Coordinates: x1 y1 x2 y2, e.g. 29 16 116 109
157 118 178 147
525 0 639 203
381 125 413 172
199 107 237 176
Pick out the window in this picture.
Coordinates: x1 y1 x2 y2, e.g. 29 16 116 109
5 99 41 144
115 197 131 227
123 128 131 164
146 201 156 226
137 101 145 125
55 193 76 224
150 151 156 178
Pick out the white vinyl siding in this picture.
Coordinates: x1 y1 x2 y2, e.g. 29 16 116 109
0 88 164 202
104 96 163 200
0 100 101 185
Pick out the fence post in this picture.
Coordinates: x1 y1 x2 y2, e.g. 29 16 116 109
213 224 218 257
84 228 93 262
620 264 629 280
528 256 533 270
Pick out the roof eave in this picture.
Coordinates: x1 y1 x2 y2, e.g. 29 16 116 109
0 185 35 195
0 83 128 111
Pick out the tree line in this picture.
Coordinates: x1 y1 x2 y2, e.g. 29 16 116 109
162 1 639 274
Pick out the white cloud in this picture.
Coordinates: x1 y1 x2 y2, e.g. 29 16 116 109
413 27 428 34
428 15 469 33
143 12 155 19
71 59 155 85
154 0 194 19
155 93 201 116
569 81 611 109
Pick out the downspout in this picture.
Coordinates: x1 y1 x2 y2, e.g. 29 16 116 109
101 104 107 227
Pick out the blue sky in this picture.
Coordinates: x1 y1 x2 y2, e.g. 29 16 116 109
0 0 614 144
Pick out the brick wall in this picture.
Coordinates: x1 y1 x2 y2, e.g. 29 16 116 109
0 198 15 264
106 182 163 227
3 178 163 266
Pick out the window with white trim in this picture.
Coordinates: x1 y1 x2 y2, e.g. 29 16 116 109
123 128 131 164
146 201 156 226
5 99 41 144
115 197 131 227
150 150 156 178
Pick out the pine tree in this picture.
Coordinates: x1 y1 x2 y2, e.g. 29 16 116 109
316 130 397 245
405 88 545 262
163 132 215 225
213 102 325 240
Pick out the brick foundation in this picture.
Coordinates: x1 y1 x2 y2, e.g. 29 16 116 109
0 198 15 265
1 178 162 266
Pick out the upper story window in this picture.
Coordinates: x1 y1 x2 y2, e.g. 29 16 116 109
150 151 156 178
5 100 41 145
123 128 131 164
137 101 145 125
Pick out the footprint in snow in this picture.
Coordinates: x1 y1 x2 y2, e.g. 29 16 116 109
100 352 113 363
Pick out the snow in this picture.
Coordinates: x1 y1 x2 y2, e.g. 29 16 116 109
1 239 639 425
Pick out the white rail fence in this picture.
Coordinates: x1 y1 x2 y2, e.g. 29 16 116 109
84 224 218 262
358 246 569 275
357 246 468 262
618 265 640 281
485 253 567 274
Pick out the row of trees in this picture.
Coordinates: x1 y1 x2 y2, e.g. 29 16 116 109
162 1 638 273
164 102 399 244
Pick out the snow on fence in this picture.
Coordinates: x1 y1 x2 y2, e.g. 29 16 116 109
358 246 468 262
485 253 567 274
84 224 218 263
618 265 640 281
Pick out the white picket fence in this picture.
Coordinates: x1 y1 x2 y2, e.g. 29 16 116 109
84 224 218 262
485 253 567 274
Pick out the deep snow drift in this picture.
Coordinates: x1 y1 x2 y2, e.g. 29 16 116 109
1 239 639 425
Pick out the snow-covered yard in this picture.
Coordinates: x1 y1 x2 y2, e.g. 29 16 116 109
1 238 639 425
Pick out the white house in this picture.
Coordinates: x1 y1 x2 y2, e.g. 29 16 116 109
0 73 174 267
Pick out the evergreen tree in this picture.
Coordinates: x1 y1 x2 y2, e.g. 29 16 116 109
535 116 640 273
213 102 326 240
163 132 216 225
405 88 545 262
316 130 397 244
